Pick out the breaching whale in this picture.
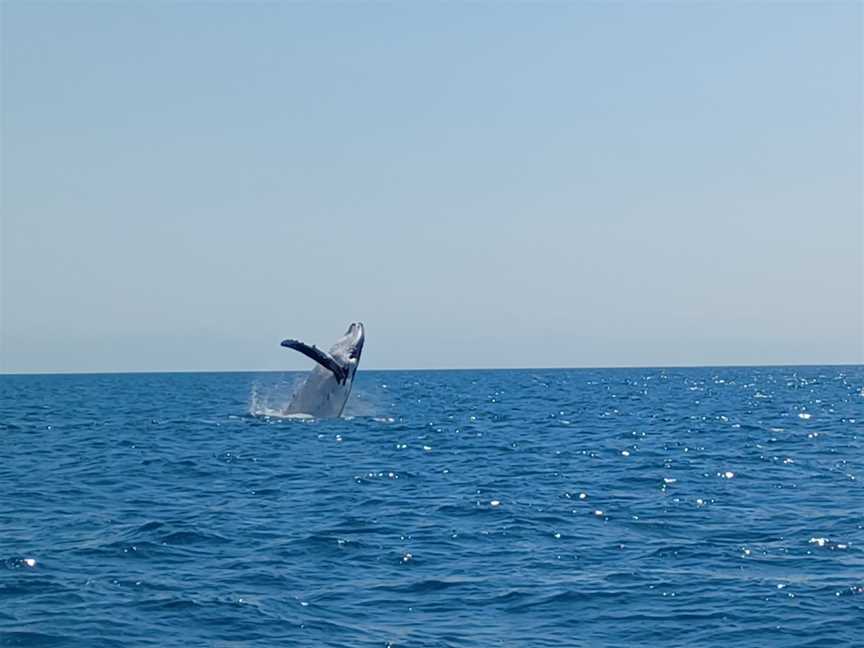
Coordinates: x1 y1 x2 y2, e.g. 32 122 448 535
279 322 365 418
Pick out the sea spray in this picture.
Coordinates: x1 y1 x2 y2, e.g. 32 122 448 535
249 374 305 417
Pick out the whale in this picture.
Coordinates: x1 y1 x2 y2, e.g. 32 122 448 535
279 322 365 418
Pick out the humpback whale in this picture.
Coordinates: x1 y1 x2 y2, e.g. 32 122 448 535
279 322 365 418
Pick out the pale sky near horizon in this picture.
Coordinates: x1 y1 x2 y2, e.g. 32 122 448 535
1 2 862 373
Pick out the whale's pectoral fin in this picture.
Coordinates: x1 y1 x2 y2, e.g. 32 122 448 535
280 339 348 384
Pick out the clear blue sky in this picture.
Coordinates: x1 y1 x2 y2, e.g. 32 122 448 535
1 2 861 373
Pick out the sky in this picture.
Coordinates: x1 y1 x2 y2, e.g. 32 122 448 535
1 2 862 373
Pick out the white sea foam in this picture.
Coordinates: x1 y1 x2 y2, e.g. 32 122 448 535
809 537 829 547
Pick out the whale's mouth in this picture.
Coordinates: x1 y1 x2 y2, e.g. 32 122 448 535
348 322 365 360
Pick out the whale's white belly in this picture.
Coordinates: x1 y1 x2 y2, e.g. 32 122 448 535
285 365 354 418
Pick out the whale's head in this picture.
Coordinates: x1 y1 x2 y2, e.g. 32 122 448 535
331 322 365 378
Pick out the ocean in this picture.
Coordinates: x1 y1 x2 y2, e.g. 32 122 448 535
1 366 862 647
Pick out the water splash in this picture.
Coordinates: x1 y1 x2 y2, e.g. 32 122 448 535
249 375 305 417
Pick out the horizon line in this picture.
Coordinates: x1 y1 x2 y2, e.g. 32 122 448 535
1 361 862 378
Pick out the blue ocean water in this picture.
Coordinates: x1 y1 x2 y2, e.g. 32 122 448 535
1 366 862 647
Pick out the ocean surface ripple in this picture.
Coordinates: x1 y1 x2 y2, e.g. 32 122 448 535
1 366 862 647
